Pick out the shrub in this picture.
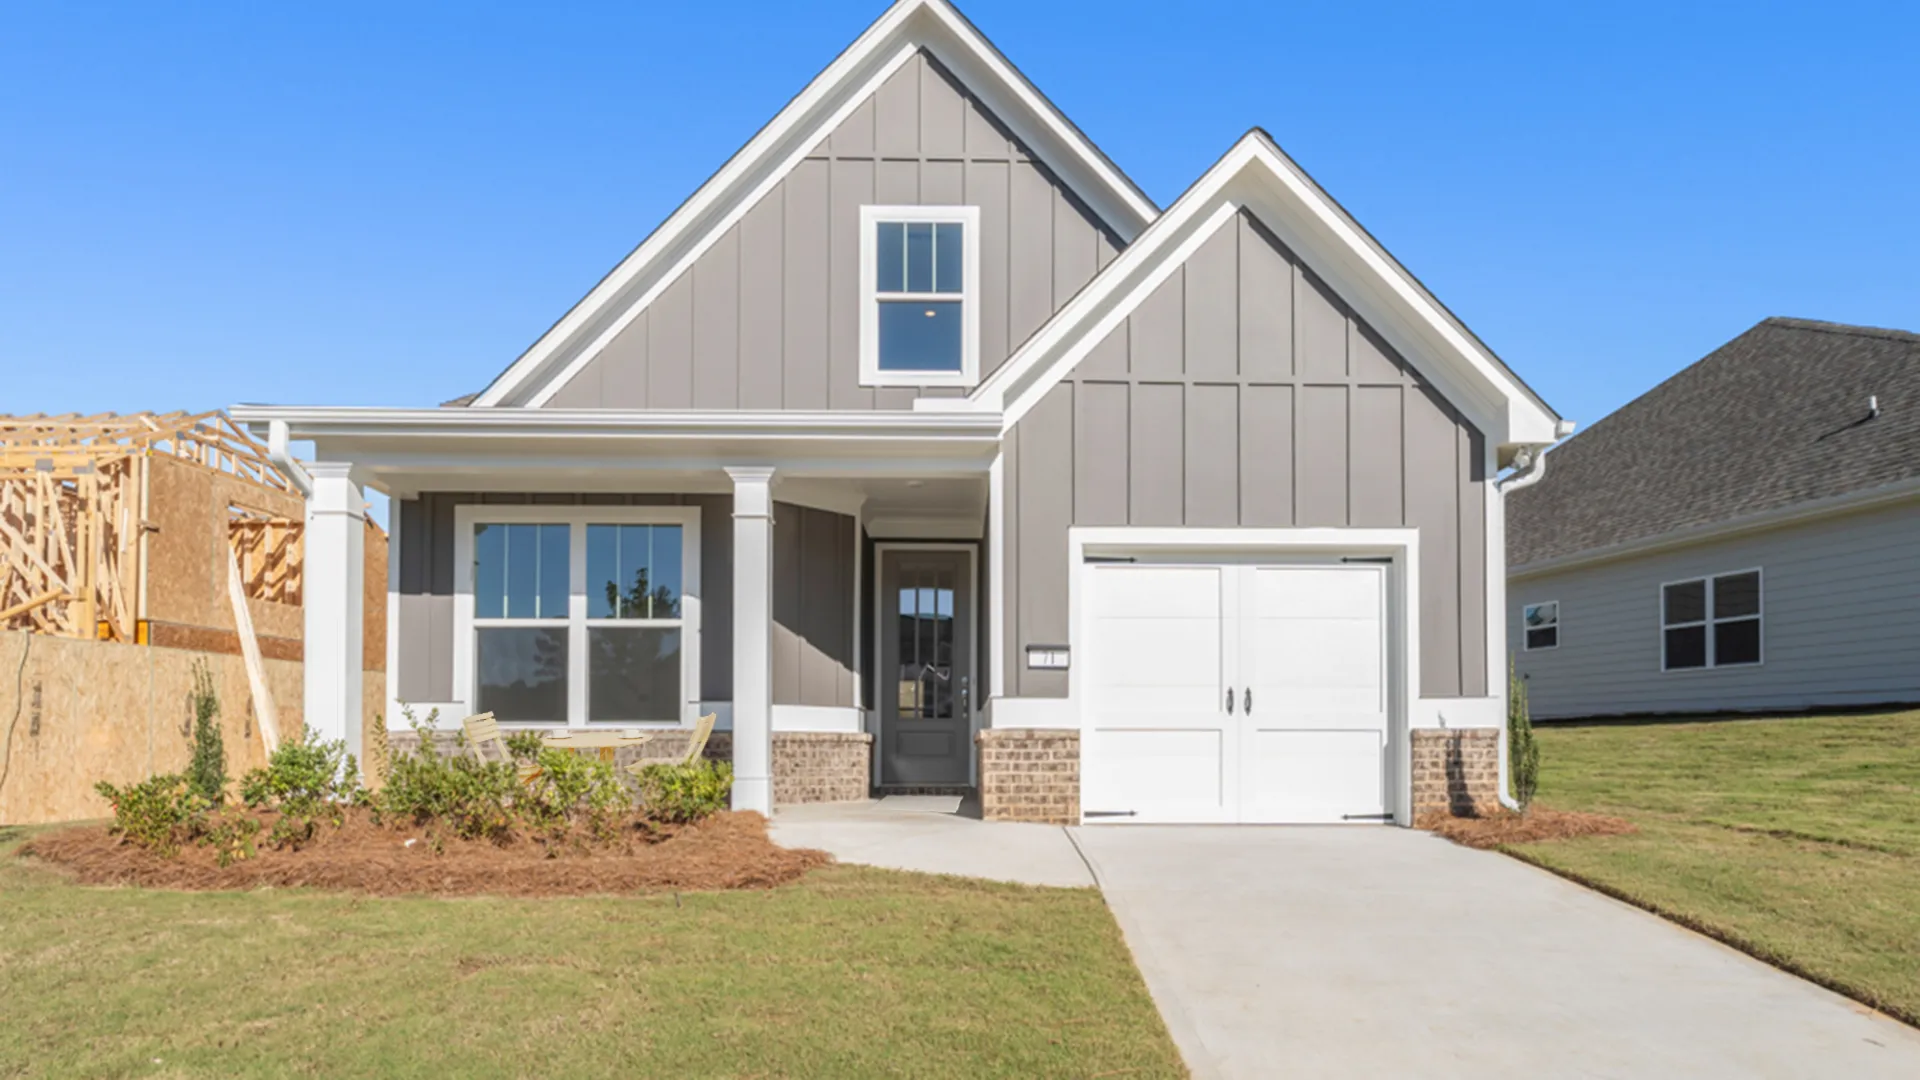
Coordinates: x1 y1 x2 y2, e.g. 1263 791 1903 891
634 760 733 824
204 814 260 867
94 774 210 857
521 748 632 838
239 726 364 813
1508 656 1540 812
375 709 520 841
186 661 226 805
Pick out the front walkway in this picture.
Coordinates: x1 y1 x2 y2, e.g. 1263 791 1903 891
1072 825 1920 1080
768 796 1094 888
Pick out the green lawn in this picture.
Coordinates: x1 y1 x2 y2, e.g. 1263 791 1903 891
0 830 1185 1079
1519 709 1920 1024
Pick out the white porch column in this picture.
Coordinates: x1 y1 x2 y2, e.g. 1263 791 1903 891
726 466 776 814
304 462 365 759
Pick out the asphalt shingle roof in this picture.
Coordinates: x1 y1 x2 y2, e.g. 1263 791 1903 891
1508 317 1920 568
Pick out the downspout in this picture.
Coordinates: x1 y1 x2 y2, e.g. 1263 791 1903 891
1491 444 1552 811
267 419 314 499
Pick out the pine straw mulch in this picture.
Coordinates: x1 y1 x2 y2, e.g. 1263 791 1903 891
1417 806 1638 849
20 809 831 898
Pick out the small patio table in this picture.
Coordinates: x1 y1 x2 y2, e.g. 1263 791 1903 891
539 729 655 764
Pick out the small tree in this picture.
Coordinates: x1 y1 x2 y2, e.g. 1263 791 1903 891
186 660 227 804
1507 656 1539 812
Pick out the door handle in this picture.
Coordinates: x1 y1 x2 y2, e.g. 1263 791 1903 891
1225 687 1235 714
1244 688 1252 714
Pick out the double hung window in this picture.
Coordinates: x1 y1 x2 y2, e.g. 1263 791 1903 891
860 205 980 387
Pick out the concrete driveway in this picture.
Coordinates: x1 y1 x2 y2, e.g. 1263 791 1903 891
1071 825 1920 1080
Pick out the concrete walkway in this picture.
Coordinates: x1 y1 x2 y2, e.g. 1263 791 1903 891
769 796 1094 888
1072 825 1920 1080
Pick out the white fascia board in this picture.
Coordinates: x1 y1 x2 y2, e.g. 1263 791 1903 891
473 0 1155 409
1509 475 1920 580
230 405 1003 443
981 133 1562 446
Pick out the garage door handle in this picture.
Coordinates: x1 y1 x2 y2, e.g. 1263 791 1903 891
1225 688 1235 714
1244 688 1252 714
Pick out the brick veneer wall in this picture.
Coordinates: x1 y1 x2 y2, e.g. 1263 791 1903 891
383 728 871 806
976 728 1080 824
1411 728 1502 817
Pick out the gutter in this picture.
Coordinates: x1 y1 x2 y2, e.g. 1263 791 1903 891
267 419 314 499
1491 440 1556 811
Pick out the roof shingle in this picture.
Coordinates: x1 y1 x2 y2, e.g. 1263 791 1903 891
1509 317 1920 567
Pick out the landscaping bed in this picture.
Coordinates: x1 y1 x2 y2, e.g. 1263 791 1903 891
1417 806 1636 849
22 808 827 897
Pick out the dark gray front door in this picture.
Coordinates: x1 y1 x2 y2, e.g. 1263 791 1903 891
879 548 973 786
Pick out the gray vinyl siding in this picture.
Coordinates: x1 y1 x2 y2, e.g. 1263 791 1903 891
544 49 1121 410
394 494 855 709
1511 499 1920 719
1001 210 1490 699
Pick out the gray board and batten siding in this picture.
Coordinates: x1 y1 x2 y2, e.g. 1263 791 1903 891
1511 499 1920 720
543 49 1123 411
394 494 857 710
1001 210 1491 700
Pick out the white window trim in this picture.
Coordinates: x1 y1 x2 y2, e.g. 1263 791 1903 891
859 204 981 388
1659 567 1763 673
1521 600 1560 652
451 504 703 727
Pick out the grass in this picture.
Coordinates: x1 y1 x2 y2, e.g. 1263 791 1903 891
1515 708 1920 1025
0 828 1185 1079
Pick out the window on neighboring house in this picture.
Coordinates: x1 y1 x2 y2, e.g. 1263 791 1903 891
1662 570 1762 671
463 510 699 726
860 205 980 387
1522 601 1559 651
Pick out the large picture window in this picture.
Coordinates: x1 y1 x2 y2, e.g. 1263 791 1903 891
860 205 980 388
456 507 701 726
1662 569 1761 671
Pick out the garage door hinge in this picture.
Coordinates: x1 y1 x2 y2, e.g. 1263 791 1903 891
1341 556 1393 565
1083 810 1138 818
1084 555 1137 564
1342 812 1395 821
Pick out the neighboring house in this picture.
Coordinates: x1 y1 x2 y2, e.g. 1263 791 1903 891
1509 318 1920 720
233 0 1565 826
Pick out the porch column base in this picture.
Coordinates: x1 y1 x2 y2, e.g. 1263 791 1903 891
727 466 776 815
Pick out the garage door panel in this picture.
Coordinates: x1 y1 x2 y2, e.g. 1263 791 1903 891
1245 619 1384 710
1088 617 1220 700
1083 728 1230 822
1247 564 1380 614
1241 728 1385 823
1088 566 1222 619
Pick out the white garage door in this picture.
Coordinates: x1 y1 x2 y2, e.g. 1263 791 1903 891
1081 562 1391 824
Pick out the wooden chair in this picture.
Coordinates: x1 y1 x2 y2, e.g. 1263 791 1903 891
461 712 542 786
627 712 719 775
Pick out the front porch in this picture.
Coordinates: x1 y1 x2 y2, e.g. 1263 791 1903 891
234 406 1002 815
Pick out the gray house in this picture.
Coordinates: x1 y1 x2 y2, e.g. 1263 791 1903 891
1509 318 1920 720
233 0 1565 826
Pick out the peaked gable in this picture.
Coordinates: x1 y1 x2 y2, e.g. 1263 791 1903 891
473 0 1154 408
544 50 1122 411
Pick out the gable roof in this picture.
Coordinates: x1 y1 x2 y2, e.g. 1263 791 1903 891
1509 317 1920 568
469 0 1157 408
977 129 1564 448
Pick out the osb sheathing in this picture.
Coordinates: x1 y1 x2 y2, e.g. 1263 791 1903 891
0 630 386 825
139 453 387 671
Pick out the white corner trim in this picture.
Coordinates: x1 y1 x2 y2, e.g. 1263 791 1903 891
473 0 1155 409
858 204 982 388
449 504 704 727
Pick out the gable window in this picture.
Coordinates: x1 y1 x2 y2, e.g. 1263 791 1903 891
456 506 702 727
860 205 980 388
1662 570 1761 671
1522 601 1559 651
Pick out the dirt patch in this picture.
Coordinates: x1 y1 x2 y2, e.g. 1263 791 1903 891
20 809 831 897
1418 806 1637 849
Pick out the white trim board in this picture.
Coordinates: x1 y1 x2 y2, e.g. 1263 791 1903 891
470 0 1156 409
450 504 705 727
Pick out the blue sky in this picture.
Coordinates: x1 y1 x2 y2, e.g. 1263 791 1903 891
3 0 1915 430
